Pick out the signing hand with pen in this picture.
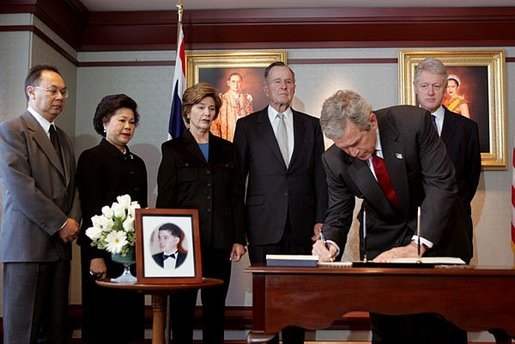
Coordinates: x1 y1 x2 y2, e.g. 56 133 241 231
312 239 338 262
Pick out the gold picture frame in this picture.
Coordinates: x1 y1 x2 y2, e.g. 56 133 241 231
135 208 202 284
399 50 507 170
185 50 287 141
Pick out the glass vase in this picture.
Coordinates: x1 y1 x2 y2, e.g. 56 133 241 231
111 247 137 284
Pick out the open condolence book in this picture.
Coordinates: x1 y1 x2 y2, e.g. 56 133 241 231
389 257 466 264
351 257 466 268
319 257 466 268
266 254 319 267
266 255 465 268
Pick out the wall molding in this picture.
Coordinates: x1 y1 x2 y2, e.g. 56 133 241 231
79 7 515 51
2 21 515 68
2 305 370 335
3 1 515 52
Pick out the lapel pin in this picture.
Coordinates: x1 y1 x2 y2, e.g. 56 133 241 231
395 153 403 159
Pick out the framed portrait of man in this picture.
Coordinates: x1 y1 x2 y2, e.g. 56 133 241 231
135 208 202 284
186 50 287 142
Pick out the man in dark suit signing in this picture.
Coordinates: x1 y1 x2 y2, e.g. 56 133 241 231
312 90 472 344
234 61 328 344
0 64 81 344
414 58 481 249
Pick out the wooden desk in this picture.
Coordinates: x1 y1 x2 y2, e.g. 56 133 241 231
247 265 515 344
97 278 223 344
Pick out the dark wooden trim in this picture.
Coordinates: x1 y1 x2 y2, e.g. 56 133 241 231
32 1 88 50
2 20 515 68
45 305 372 332
290 58 398 65
77 57 397 68
78 61 173 67
1 0 88 50
0 25 33 32
79 7 515 51
4 3 515 52
51 57 515 68
3 306 499 342
0 0 37 13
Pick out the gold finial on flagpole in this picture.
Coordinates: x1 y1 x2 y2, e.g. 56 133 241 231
177 0 184 23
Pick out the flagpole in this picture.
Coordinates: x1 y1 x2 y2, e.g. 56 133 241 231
167 0 187 140
166 3 184 340
177 0 184 23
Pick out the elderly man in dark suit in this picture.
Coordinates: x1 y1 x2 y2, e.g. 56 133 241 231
414 57 481 247
0 64 81 344
233 61 328 344
312 90 472 344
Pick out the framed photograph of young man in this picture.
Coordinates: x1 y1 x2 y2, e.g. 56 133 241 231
135 208 202 284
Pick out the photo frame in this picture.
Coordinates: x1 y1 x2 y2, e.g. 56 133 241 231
135 208 202 284
399 50 507 170
186 50 287 141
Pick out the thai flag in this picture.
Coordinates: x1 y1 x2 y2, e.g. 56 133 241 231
168 21 186 140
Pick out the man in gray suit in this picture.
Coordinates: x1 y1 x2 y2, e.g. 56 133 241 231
233 62 327 344
0 65 81 344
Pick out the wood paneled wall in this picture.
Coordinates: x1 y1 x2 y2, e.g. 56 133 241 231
2 1 515 53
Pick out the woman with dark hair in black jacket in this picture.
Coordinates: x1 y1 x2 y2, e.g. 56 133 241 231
77 94 147 344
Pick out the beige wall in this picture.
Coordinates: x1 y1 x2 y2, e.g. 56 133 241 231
1 12 514 341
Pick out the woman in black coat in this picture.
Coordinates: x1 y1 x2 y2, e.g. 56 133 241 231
156 82 246 344
77 94 147 344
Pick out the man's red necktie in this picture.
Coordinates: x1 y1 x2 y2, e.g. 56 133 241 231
371 153 400 209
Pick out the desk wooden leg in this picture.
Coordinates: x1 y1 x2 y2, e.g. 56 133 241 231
151 294 167 344
489 329 512 344
246 331 275 343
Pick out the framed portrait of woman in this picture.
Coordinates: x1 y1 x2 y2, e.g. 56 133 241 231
399 50 507 170
135 208 202 284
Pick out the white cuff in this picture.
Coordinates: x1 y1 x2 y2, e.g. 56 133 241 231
411 235 433 248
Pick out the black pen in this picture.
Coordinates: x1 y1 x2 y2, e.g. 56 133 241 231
319 229 327 245
319 229 334 262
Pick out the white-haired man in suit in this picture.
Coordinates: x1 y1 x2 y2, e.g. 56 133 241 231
414 57 481 253
234 61 328 344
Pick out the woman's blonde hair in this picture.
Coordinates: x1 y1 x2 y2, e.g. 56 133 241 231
182 82 222 124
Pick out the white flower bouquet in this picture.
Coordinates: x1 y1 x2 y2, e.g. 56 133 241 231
85 194 140 257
